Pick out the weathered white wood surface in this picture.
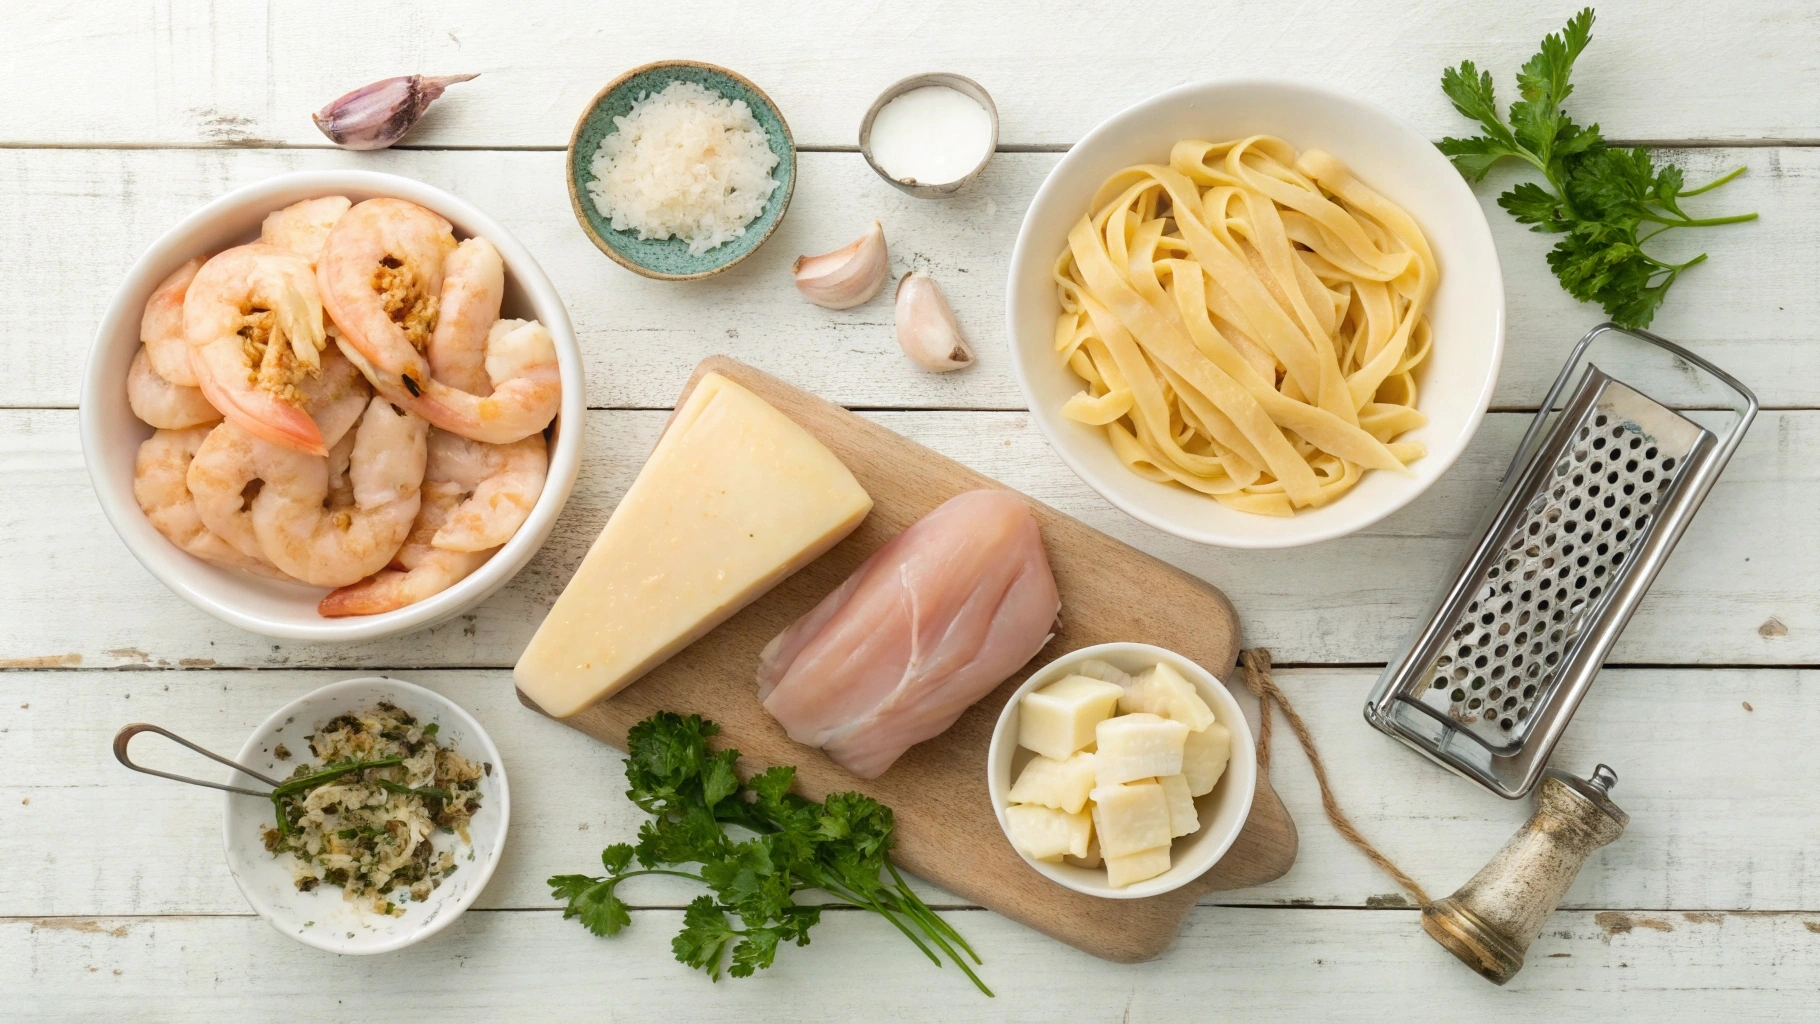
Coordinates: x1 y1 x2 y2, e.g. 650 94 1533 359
5 0 1817 1017
1 406 1807 670
10 908 1819 1023
2 668 1812 917
8 1 1819 148
2 146 1811 412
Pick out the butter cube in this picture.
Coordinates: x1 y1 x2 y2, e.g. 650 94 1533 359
1063 833 1102 869
1008 751 1097 814
1094 713 1190 786
1005 804 1092 861
1182 721 1232 797
1104 845 1172 888
1089 779 1172 857
1159 774 1200 837
1018 675 1125 760
1119 662 1216 732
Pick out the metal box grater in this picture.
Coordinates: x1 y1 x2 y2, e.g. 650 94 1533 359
1366 324 1757 798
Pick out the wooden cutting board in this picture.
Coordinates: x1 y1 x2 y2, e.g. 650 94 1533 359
521 356 1297 963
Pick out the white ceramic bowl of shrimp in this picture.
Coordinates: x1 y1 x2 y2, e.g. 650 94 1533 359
223 676 509 954
986 642 1256 899
81 170 585 640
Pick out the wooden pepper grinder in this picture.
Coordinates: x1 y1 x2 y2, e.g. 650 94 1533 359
1421 765 1628 985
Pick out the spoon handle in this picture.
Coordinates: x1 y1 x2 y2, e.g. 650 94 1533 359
112 723 284 797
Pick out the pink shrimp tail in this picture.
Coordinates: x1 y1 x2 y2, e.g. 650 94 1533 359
319 571 408 617
192 367 328 457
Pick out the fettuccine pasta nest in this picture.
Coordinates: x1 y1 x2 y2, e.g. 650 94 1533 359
1053 136 1436 517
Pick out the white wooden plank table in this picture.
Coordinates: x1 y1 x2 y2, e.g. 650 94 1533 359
3 2 1813 1018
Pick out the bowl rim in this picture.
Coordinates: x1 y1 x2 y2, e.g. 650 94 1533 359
1004 76 1506 548
223 676 510 955
565 59 797 281
987 642 1257 899
857 71 1000 198
80 168 586 640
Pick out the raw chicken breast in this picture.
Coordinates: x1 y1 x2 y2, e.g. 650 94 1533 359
758 489 1061 779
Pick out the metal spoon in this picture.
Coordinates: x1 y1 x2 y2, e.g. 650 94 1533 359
112 723 282 797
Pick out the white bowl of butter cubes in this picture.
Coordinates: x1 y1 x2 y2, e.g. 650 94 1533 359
988 643 1256 898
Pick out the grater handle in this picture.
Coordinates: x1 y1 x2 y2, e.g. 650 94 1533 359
1502 323 1760 484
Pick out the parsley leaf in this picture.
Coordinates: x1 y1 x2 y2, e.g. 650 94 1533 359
549 873 631 937
552 711 992 996
1438 8 1755 328
673 896 738 979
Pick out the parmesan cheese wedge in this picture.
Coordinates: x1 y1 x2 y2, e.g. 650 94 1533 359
514 373 872 717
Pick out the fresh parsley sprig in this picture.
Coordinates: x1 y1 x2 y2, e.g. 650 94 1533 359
550 712 991 995
1438 8 1756 328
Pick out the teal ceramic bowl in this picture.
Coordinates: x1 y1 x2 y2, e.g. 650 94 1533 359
566 60 796 281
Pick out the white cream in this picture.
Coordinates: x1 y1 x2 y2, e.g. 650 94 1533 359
868 86 993 186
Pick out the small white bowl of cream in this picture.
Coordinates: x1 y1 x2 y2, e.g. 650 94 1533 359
860 73 998 197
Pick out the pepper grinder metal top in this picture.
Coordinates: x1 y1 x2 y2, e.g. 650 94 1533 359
1422 765 1628 985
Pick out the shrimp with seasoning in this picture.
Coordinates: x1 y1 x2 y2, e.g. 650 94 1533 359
252 396 428 587
336 318 560 445
127 346 220 430
142 258 204 387
319 201 557 444
315 197 456 394
185 243 334 456
134 426 290 579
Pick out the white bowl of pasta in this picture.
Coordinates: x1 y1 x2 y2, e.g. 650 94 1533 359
81 170 585 639
1006 79 1503 548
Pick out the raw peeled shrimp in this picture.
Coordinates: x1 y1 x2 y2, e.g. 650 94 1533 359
420 427 547 551
260 196 352 265
315 197 457 392
252 396 428 587
134 426 289 579
337 318 560 444
142 258 203 387
426 237 503 395
185 243 332 456
317 481 493 616
127 346 220 429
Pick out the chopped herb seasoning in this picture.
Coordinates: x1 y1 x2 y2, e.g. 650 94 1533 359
262 703 485 916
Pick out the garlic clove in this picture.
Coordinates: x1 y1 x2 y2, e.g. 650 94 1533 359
793 221 889 309
312 74 479 151
894 272 975 372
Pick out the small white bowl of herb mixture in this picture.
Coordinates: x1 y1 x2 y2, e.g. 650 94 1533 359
222 677 509 954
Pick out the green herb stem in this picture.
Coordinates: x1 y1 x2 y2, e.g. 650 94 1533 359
269 757 406 835
1679 165 1750 197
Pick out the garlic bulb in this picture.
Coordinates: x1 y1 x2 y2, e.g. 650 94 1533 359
793 221 889 309
894 272 974 372
312 74 479 151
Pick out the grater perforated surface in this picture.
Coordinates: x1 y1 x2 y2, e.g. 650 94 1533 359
1409 377 1708 751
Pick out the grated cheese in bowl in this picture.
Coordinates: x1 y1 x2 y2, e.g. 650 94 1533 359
585 79 781 255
